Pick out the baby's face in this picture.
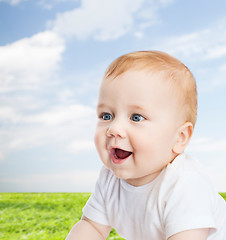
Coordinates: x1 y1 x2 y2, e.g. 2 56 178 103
95 69 183 186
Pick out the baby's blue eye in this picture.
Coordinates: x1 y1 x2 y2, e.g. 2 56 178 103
131 114 144 122
102 113 112 121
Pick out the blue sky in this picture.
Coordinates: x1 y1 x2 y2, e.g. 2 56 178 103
0 0 226 192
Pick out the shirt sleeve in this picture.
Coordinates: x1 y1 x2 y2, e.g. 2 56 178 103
163 171 217 239
82 167 111 226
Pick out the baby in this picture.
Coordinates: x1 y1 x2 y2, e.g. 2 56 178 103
66 51 226 239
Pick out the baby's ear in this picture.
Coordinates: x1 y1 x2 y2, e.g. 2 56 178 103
173 122 193 154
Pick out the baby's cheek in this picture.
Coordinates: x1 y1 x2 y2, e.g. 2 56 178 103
94 132 99 149
133 132 152 149
94 129 107 157
94 130 102 152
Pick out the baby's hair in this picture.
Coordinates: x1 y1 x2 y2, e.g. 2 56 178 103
104 51 198 127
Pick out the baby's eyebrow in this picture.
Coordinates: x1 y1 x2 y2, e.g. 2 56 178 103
97 103 145 111
128 105 145 111
96 103 108 109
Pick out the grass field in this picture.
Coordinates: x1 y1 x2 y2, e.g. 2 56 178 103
1 192 226 240
0 193 124 240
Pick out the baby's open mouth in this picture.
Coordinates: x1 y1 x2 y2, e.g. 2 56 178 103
113 148 132 160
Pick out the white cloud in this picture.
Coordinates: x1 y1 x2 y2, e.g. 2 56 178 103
158 0 174 6
0 104 96 152
26 104 95 126
0 31 65 92
188 137 226 153
189 138 226 152
155 18 226 62
37 0 79 10
0 0 26 5
0 152 4 162
0 19 100 163
0 104 95 125
0 0 75 7
67 140 95 153
211 63 226 86
50 0 175 41
187 137 226 192
134 31 144 40
206 171 226 193
0 170 100 192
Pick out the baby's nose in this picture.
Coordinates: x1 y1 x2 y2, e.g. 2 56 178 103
106 121 126 139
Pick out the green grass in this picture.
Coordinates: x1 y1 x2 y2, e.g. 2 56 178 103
0 193 124 240
220 192 226 200
1 193 225 240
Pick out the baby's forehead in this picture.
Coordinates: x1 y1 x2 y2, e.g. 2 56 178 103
103 68 172 90
102 68 178 98
104 64 160 80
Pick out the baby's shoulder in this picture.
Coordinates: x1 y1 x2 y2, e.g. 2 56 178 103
165 153 208 181
159 153 216 202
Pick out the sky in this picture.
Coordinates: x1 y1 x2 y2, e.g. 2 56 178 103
0 0 226 192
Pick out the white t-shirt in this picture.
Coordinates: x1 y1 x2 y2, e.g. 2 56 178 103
83 153 226 239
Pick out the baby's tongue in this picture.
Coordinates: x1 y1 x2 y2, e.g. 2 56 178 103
115 149 132 159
